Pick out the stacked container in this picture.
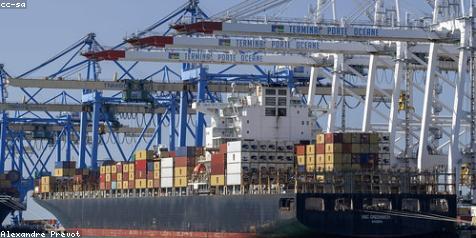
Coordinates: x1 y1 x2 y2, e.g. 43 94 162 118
135 150 154 189
99 161 115 190
211 144 227 186
53 161 76 177
40 176 55 193
160 157 174 188
174 147 196 188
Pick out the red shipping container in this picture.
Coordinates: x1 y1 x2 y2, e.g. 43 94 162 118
295 145 305 155
99 174 105 183
135 160 147 170
135 170 147 179
211 153 225 175
219 143 227 154
128 181 135 189
153 179 161 188
111 173 117 181
325 133 342 143
175 156 195 167
147 172 154 180
116 163 123 173
106 182 111 190
342 144 352 153
99 182 106 190
123 172 129 180
169 151 176 157
315 144 325 154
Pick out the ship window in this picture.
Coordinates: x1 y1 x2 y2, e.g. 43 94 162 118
278 108 287 116
279 198 295 211
265 108 276 116
247 120 249 124
278 97 287 106
265 89 276 95
430 198 449 213
363 198 392 211
402 198 420 212
265 97 276 106
305 197 325 211
335 198 353 211
278 89 287 96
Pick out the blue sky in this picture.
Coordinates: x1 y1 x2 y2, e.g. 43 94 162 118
0 0 435 223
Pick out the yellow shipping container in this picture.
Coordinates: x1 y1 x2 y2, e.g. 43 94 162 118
316 134 325 144
117 181 122 189
306 164 315 173
122 181 129 189
117 173 123 181
174 167 187 177
174 176 187 187
316 154 325 164
316 163 325 172
153 171 160 179
325 163 334 172
306 155 315 165
211 175 225 186
316 175 325 181
351 144 361 154
123 164 129 173
135 179 147 189
111 165 117 174
147 179 154 188
135 150 155 161
105 165 111 174
128 172 134 180
306 145 315 155
41 176 54 185
325 144 342 153
105 174 111 182
154 161 160 171
325 154 342 164
129 163 135 172
100 166 106 174
297 155 306 166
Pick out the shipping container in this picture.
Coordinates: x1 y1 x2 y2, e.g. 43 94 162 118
211 175 225 186
175 156 196 167
135 179 147 189
315 144 325 154
135 160 147 171
153 161 160 171
306 164 315 173
297 155 305 166
161 157 174 168
161 167 173 178
316 134 325 144
174 176 187 187
135 150 155 161
351 133 361 143
360 144 370 153
360 133 370 144
369 133 379 144
342 144 352 153
306 144 315 155
315 163 325 172
160 177 173 188
176 146 196 157
306 155 315 165
147 179 154 188
325 133 342 143
153 179 160 188
316 154 325 164
325 154 342 164
325 144 342 153
226 173 241 185
211 153 226 175
153 171 160 179
294 145 305 155
342 133 352 144
174 167 188 177
219 143 227 154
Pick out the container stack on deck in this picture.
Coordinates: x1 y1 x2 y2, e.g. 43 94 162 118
296 132 392 179
210 144 227 189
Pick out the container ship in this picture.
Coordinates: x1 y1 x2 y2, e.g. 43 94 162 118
33 85 458 237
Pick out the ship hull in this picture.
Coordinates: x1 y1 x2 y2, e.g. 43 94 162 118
34 193 457 238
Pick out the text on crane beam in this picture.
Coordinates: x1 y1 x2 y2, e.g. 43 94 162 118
222 39 320 50
274 25 379 37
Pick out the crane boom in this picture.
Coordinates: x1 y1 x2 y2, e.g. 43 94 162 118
171 21 457 42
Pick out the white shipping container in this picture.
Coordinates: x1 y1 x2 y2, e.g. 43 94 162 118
161 177 173 188
227 162 250 174
226 173 242 185
161 167 173 177
161 157 174 168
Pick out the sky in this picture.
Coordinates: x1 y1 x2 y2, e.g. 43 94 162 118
0 0 437 223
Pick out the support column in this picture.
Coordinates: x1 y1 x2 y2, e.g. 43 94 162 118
169 95 177 151
449 19 470 174
195 68 206 147
56 132 61 163
78 110 88 168
417 43 439 170
327 54 343 132
388 42 406 164
90 92 101 169
66 115 71 162
362 54 378 132
179 90 188 147
156 113 162 147
307 67 319 106
0 113 7 173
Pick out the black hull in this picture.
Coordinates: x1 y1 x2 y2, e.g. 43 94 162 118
34 193 457 238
